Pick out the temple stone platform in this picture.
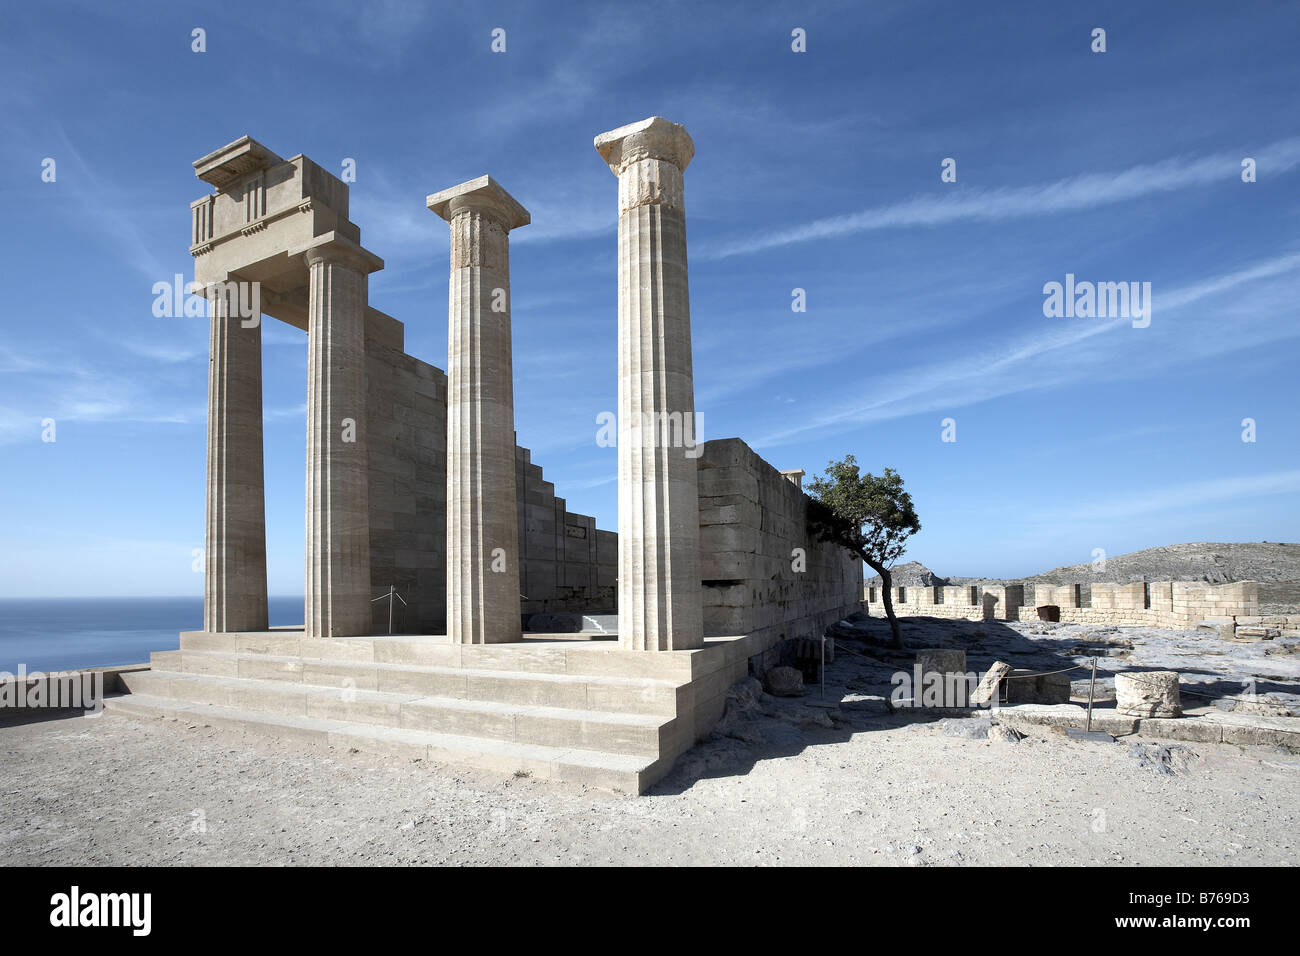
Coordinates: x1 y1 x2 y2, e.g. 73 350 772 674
103 628 764 794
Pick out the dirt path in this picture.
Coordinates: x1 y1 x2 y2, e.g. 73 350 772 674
1 691 1294 866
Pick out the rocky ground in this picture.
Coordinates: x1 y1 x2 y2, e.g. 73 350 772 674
843 613 1300 715
0 615 1295 866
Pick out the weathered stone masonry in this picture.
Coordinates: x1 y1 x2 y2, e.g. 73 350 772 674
864 584 1024 622
516 446 619 619
866 579 1298 639
190 137 615 637
192 130 862 647
1021 580 1292 635
112 120 872 796
699 438 862 646
362 336 614 634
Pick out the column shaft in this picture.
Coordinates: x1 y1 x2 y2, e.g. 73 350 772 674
445 206 522 644
599 119 703 651
204 286 268 632
304 251 372 637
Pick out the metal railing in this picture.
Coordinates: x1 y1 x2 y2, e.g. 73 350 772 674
371 585 408 635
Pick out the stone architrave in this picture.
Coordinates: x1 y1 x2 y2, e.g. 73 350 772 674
427 177 529 644
595 116 703 652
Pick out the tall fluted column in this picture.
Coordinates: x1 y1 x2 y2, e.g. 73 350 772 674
297 234 382 637
203 281 268 632
595 116 703 651
427 177 529 644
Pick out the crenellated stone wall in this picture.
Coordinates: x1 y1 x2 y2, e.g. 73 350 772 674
863 578 1276 632
1019 580 1262 629
865 584 1022 622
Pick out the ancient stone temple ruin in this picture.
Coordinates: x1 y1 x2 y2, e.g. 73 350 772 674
110 118 864 793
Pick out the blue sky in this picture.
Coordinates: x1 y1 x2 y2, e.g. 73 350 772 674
1 0 1297 598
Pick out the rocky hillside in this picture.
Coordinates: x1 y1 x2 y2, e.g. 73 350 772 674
867 542 1300 588
1023 542 1300 585
863 561 942 587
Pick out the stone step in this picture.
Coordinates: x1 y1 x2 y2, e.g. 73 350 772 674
103 694 662 793
149 649 682 715
118 670 682 758
177 631 702 680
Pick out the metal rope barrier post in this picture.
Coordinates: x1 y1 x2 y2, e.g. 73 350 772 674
1086 656 1097 733
370 585 408 635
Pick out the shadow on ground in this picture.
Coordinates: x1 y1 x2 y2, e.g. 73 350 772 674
651 611 1300 795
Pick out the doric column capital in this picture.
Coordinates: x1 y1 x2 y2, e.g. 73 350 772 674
290 230 384 275
594 116 694 176
426 176 530 231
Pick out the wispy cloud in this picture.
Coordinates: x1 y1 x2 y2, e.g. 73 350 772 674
1158 251 1300 311
555 472 617 491
353 164 611 258
264 402 306 421
0 342 204 445
696 336 859 405
350 190 436 253
750 250 1300 446
261 325 307 347
0 346 45 374
1041 470 1300 524
699 137 1300 260
116 340 205 364
41 126 169 281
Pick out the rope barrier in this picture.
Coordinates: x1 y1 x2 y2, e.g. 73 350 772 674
830 641 1088 680
1001 664 1090 679
826 640 896 668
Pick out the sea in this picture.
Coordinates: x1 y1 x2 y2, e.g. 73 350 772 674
0 597 305 674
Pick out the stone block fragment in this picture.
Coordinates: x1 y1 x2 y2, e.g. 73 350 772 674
1116 670 1181 718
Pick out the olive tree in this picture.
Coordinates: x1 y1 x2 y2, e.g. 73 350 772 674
806 456 920 648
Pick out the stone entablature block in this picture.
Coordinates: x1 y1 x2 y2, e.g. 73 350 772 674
189 138 365 313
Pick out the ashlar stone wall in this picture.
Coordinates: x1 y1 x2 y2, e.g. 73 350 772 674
864 579 1273 631
515 447 617 617
365 339 447 633
1021 581 1261 628
697 438 863 643
865 584 1023 622
363 332 614 633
